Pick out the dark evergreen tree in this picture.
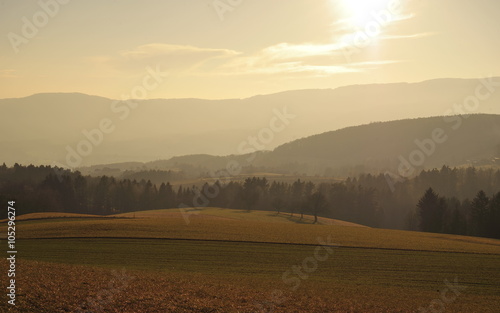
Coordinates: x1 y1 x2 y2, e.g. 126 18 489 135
468 190 489 236
417 188 445 233
486 192 500 238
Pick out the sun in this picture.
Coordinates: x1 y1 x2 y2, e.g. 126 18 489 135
341 0 393 16
339 0 396 29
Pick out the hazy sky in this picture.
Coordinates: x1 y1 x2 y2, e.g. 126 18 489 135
1 0 499 100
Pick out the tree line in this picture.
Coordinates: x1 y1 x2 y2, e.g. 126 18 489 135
415 188 500 238
0 163 499 239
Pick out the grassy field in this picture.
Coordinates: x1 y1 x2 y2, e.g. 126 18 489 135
5 207 363 226
114 207 366 226
1 208 499 312
10 209 500 254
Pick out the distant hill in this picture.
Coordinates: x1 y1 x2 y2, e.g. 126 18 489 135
267 114 500 175
79 114 500 178
1 77 499 166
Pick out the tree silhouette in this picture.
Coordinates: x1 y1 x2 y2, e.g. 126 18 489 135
486 192 500 238
469 190 489 236
417 188 445 233
309 191 327 224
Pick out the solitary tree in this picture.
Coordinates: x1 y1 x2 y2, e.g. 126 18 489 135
309 191 327 224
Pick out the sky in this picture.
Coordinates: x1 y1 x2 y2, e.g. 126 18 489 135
1 0 499 100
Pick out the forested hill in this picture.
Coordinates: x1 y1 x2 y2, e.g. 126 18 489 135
83 114 500 177
267 114 500 174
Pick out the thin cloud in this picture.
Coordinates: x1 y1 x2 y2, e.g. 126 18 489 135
120 44 239 61
103 41 396 79
213 42 357 77
109 43 240 73
382 32 437 40
261 42 345 60
332 12 415 34
350 60 403 67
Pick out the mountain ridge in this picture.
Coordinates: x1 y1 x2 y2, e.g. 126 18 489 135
3 76 499 102
1 77 499 167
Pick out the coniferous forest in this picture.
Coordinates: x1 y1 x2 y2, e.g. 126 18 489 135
1 163 499 239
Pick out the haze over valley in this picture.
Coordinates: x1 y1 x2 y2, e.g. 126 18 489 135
1 1 499 312
1 77 499 169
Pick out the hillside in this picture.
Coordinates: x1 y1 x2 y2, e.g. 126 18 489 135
2 208 365 227
80 114 500 177
268 114 500 174
4 209 499 253
113 207 366 227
